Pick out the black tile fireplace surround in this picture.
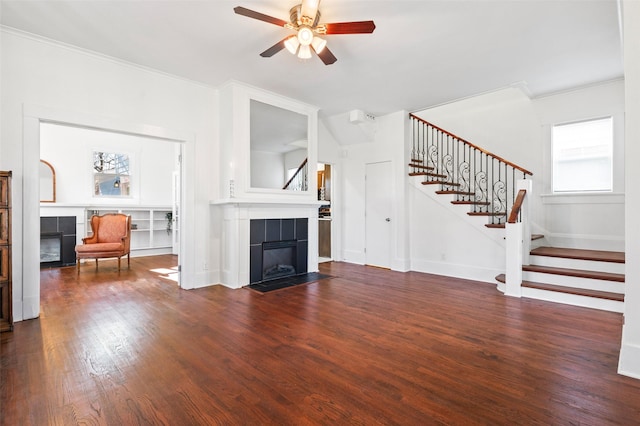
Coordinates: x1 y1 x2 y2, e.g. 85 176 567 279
40 216 77 267
249 218 308 284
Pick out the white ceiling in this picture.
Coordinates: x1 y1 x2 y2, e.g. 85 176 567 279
0 0 623 117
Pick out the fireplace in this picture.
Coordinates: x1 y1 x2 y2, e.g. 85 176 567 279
40 216 77 267
262 240 298 281
250 218 308 284
40 233 63 264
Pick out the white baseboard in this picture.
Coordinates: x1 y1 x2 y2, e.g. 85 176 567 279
619 340 640 379
392 257 411 272
410 259 500 284
22 296 41 321
341 249 365 265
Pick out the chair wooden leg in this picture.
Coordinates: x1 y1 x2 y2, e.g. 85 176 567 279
127 253 131 269
118 257 121 271
77 259 80 274
95 259 98 271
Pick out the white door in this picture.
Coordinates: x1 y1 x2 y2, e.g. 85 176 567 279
365 161 392 268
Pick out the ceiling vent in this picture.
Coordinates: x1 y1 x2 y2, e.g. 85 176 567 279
323 109 377 145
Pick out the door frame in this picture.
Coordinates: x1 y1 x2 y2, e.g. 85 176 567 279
21 104 191 321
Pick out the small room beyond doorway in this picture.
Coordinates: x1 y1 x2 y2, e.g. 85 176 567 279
318 163 332 263
39 122 181 283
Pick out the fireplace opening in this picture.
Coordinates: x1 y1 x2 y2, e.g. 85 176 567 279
40 216 77 267
262 240 298 282
40 232 63 265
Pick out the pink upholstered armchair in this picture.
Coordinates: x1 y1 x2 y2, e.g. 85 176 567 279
75 213 131 273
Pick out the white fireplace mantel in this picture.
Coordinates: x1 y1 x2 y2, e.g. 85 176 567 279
211 198 323 289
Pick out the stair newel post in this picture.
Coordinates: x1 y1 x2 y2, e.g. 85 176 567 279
505 220 523 297
505 179 532 297
518 178 532 266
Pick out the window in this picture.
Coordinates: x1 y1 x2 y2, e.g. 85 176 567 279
93 151 131 196
552 117 613 193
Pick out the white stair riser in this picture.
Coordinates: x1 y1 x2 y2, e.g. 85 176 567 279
522 271 625 294
529 255 624 274
521 287 624 313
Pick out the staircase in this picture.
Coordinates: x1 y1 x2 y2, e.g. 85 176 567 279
496 246 625 312
408 114 625 312
409 114 532 227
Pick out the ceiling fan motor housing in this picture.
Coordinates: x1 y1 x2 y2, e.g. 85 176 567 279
289 5 321 28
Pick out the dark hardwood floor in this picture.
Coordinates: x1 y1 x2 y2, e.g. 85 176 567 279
2 255 640 425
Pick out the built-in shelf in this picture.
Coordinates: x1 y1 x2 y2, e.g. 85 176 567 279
85 207 173 256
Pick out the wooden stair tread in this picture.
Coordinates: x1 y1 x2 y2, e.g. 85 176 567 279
495 274 624 302
451 200 490 206
408 163 433 170
530 246 625 264
468 211 506 217
435 190 474 196
523 264 625 282
422 172 447 178
421 181 460 187
410 158 423 163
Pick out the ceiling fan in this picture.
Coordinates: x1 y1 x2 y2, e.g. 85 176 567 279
234 0 375 65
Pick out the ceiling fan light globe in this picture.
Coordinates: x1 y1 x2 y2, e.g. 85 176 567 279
284 36 300 55
311 36 326 53
298 44 312 59
297 26 314 46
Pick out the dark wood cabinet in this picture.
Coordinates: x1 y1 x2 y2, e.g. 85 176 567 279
1 171 12 332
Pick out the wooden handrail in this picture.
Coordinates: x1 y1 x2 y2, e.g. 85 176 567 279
283 158 308 190
507 189 527 223
409 113 533 176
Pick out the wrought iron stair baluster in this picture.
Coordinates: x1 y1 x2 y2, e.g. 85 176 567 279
409 114 533 227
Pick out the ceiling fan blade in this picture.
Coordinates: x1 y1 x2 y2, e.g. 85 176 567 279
260 38 288 58
323 21 376 34
234 6 288 27
315 45 337 65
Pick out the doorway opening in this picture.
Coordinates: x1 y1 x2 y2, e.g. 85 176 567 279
318 163 332 263
39 122 183 283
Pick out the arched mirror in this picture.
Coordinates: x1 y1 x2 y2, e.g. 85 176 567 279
250 99 308 191
39 159 56 203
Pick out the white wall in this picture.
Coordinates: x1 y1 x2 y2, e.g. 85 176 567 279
333 111 410 271
620 0 640 379
533 80 625 251
40 122 175 206
1 29 217 322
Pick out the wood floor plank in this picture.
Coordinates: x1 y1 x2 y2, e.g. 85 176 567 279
2 256 640 425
